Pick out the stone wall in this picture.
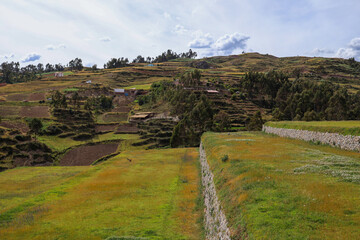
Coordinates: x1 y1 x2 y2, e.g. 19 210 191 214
263 125 360 152
200 142 231 240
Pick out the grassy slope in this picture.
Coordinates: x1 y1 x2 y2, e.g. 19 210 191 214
202 132 360 239
266 121 360 136
37 133 140 152
0 148 203 240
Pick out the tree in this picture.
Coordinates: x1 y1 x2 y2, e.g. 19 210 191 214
214 110 231 131
27 118 43 139
68 58 83 71
246 111 263 131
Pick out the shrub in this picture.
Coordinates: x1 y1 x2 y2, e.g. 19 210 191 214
45 125 63 135
221 154 229 162
14 135 31 142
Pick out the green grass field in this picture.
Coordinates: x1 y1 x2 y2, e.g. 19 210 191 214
202 132 360 239
37 133 140 152
0 148 203 239
265 121 360 136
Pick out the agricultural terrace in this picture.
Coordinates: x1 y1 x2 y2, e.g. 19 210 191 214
202 132 360 239
265 121 360 136
0 148 203 240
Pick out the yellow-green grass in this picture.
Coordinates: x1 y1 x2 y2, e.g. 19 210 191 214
0 79 84 96
0 148 202 239
96 112 129 124
202 132 360 239
266 121 360 136
38 133 140 152
124 83 152 90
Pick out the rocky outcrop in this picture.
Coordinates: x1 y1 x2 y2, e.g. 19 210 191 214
200 142 231 240
263 126 360 152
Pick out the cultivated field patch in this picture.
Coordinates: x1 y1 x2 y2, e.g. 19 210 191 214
60 143 119 166
19 106 50 118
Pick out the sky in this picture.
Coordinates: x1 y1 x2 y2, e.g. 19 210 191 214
0 0 360 67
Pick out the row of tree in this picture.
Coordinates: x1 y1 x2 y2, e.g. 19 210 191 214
0 58 83 83
234 71 360 121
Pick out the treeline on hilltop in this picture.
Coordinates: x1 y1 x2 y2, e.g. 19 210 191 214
0 49 197 83
0 58 84 83
103 49 197 69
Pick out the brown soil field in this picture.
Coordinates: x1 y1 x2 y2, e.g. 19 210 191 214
20 106 50 118
60 143 119 166
102 113 128 122
116 123 139 133
95 124 118 133
6 93 29 101
0 105 20 117
28 92 46 101
113 106 131 112
0 121 29 133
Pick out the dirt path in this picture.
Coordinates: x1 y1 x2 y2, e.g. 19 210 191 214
200 142 231 239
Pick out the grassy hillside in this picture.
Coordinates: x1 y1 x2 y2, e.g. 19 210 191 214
202 132 360 239
0 148 203 239
265 121 360 136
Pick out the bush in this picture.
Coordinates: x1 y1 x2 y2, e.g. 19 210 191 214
45 125 63 135
221 154 229 162
14 135 31 142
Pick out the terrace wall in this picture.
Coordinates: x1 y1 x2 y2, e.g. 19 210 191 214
199 142 231 240
263 125 360 152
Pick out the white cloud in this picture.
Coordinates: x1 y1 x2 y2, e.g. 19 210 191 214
336 48 358 59
213 33 250 54
349 37 360 51
335 37 360 60
174 24 188 35
311 48 334 56
188 32 214 48
100 37 111 42
46 43 66 50
21 53 41 63
188 32 250 56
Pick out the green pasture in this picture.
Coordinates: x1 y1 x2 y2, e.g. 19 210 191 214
202 132 360 239
0 148 203 239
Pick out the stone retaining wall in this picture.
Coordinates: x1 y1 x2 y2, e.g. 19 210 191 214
200 142 231 240
263 125 360 152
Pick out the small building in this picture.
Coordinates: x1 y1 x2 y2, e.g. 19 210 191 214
54 72 64 77
86 80 92 84
147 64 154 67
0 83 7 87
114 89 125 94
129 112 155 122
206 90 219 94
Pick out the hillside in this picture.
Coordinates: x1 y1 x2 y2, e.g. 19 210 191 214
0 53 360 239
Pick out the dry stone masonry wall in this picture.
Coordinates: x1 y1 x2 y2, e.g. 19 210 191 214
200 142 231 240
263 125 360 152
